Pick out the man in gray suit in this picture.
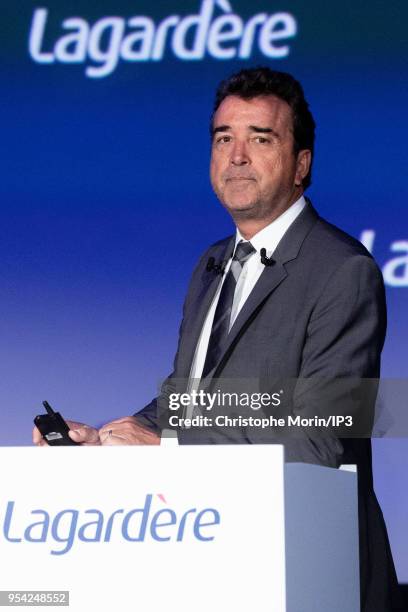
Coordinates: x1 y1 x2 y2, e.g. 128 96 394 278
33 68 402 610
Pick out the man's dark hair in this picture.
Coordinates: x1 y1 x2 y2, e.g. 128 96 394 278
211 67 316 189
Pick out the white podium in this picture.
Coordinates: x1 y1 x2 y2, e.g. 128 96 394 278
0 446 359 611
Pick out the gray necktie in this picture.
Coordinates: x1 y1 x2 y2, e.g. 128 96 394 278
202 240 255 378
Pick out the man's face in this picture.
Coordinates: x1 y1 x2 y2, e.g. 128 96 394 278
210 95 310 224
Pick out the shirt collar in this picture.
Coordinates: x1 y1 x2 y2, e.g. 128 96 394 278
234 195 306 256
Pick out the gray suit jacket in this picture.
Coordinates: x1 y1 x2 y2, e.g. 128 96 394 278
136 201 403 611
139 202 385 454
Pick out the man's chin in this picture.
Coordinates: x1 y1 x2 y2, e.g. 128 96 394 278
223 201 257 218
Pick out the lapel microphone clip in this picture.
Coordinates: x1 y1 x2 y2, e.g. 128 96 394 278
260 248 275 267
206 257 226 275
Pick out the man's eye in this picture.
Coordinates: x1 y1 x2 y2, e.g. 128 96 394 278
215 135 231 144
253 136 270 144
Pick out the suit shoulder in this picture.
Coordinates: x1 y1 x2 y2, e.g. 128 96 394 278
307 215 375 267
294 211 384 296
315 216 371 255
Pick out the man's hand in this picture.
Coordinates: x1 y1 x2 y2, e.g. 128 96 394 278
99 416 160 445
32 420 101 446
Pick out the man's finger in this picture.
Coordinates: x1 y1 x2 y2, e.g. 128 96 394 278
99 426 122 443
68 426 100 445
32 426 43 445
100 432 127 446
102 416 137 426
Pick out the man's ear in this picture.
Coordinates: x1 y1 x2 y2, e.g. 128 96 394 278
295 150 312 186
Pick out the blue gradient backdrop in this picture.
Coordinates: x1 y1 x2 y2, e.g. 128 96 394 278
2 0 407 580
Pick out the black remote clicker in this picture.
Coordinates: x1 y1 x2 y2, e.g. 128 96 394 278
34 401 79 446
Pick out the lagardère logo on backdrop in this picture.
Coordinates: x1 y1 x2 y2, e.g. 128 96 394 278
2 495 221 555
28 0 298 78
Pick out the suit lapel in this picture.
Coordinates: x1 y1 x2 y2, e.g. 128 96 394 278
226 261 287 345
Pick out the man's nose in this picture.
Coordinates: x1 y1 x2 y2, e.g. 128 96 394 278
230 140 250 166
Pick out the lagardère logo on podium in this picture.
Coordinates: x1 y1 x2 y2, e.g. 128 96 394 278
2 495 221 555
28 0 298 78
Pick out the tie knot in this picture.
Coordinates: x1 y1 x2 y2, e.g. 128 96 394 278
233 240 255 265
